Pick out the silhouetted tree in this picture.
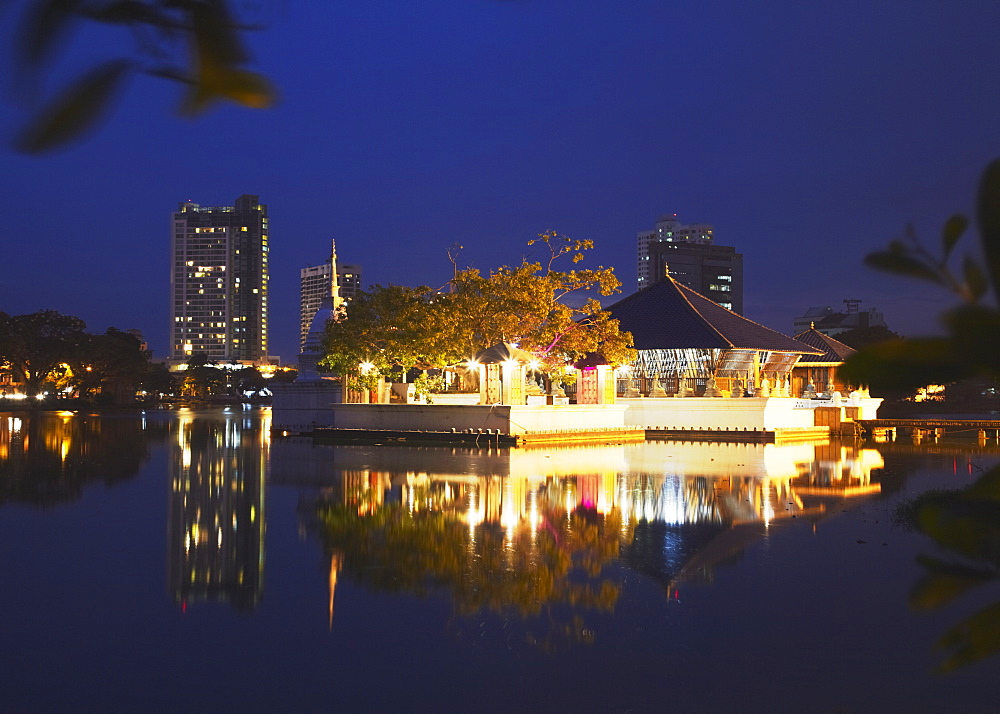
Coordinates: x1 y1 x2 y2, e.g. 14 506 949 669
0 310 87 396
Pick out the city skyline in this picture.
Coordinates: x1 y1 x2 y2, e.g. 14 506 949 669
2 2 999 361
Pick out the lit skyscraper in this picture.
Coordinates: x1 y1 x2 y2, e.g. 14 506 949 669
636 213 743 313
170 195 269 363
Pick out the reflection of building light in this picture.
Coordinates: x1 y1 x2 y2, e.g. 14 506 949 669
529 489 539 532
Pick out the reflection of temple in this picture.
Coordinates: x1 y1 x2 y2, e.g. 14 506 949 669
271 438 887 624
168 409 268 611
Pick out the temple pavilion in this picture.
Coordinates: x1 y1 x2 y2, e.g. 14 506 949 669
605 277 822 397
789 325 858 398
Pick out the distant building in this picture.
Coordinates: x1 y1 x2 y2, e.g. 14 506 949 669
637 214 743 313
337 262 363 302
299 240 362 351
792 299 886 337
170 195 270 364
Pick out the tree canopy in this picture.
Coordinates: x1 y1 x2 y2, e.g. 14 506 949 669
319 233 636 385
0 310 154 401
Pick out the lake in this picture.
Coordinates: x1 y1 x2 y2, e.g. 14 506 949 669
1 406 998 712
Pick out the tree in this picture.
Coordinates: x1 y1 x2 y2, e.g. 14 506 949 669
445 233 635 370
320 283 443 389
10 0 275 153
841 158 1000 672
320 233 636 387
71 328 151 403
0 309 87 396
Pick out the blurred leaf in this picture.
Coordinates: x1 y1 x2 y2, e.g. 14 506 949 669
916 496 1000 565
963 256 988 301
190 0 247 70
942 304 1000 376
18 0 79 68
864 251 943 284
83 1 173 26
216 68 275 108
14 60 130 153
910 555 993 611
978 159 1000 298
838 337 972 393
941 214 968 258
961 464 1000 501
934 601 1000 673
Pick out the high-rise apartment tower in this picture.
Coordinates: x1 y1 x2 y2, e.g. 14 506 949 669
170 194 269 363
637 213 743 313
299 240 362 350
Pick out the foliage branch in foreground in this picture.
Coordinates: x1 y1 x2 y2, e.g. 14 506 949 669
10 0 275 152
842 159 1000 672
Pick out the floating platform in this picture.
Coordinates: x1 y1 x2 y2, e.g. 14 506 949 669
308 426 646 448
645 426 830 444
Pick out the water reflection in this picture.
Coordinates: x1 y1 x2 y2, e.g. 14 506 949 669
271 438 887 641
0 411 161 507
168 408 269 611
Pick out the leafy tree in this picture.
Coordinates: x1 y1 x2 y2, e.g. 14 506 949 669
0 309 87 396
320 283 443 389
10 0 275 152
320 233 636 387
445 232 635 370
180 352 226 398
71 327 150 403
842 158 1000 671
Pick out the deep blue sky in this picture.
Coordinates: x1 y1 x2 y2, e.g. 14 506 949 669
2 1 999 361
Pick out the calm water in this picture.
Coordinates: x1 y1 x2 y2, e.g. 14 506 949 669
1 407 998 712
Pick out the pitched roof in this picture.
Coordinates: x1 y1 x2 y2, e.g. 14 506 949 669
606 278 822 354
791 327 856 363
473 342 538 364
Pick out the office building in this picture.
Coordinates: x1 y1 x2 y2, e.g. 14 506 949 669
637 214 743 313
170 194 269 363
299 240 362 351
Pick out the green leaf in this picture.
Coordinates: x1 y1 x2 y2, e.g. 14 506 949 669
14 60 130 153
864 251 943 284
189 1 248 71
217 69 276 109
934 601 1000 673
941 214 968 258
942 304 1000 376
84 1 173 27
963 256 988 301
977 159 1000 299
838 337 972 392
910 555 993 611
17 0 79 68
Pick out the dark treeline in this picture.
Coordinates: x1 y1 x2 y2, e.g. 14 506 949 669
0 309 293 405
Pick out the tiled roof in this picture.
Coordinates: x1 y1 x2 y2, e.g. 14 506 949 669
606 278 822 354
791 327 856 363
473 342 538 364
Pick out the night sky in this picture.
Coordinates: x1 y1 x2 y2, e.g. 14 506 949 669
2 1 999 362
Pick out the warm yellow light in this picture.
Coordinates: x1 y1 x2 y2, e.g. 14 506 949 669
359 361 375 374
528 360 541 372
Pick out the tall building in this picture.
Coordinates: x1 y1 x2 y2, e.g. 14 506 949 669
170 195 269 363
299 241 362 350
636 213 743 313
